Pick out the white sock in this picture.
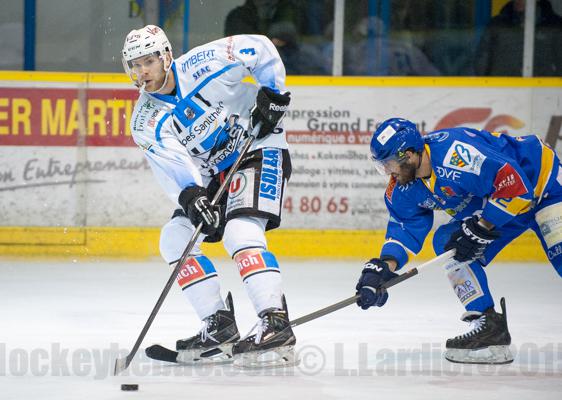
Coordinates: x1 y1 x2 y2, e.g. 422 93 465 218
182 275 225 320
174 255 225 320
243 271 283 315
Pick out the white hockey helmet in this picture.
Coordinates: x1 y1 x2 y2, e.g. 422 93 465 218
122 25 172 87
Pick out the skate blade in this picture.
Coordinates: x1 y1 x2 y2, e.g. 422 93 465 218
177 344 234 365
445 345 514 364
233 345 300 369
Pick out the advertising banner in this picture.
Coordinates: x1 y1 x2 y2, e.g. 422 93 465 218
1 78 561 232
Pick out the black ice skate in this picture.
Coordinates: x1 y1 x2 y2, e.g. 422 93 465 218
444 297 513 364
232 298 298 369
147 292 240 365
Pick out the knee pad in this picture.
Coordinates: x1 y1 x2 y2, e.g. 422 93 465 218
159 214 203 264
433 219 462 255
222 216 268 257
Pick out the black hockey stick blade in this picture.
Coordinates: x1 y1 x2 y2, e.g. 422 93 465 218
113 123 260 375
145 344 179 363
145 344 229 364
289 250 455 328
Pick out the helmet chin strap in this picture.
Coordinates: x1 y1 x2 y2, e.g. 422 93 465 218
140 56 173 95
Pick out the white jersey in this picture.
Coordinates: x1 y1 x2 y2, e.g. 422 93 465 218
130 34 288 206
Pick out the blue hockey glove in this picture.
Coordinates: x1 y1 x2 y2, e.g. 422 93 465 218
250 87 290 139
445 216 501 263
178 186 221 236
356 258 399 309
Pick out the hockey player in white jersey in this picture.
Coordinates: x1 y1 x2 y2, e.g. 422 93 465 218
122 25 296 368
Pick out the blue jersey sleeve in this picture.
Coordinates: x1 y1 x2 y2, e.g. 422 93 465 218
380 177 434 269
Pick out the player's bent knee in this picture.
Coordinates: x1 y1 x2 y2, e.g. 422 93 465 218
159 215 201 264
234 248 280 282
223 217 268 257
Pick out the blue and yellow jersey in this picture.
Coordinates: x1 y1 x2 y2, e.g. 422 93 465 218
381 127 557 269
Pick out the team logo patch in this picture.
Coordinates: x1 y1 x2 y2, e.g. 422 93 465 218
229 172 248 199
184 107 195 119
449 150 467 167
226 168 255 213
492 163 528 199
444 140 486 175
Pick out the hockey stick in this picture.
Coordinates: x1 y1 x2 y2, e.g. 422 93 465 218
143 250 456 365
114 123 260 375
289 249 455 328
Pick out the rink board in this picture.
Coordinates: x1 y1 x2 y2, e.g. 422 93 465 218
0 227 548 262
0 72 561 259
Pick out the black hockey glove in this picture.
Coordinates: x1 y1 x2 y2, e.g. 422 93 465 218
178 186 221 236
356 258 399 309
250 87 290 139
445 216 501 263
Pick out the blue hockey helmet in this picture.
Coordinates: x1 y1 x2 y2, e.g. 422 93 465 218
370 118 424 175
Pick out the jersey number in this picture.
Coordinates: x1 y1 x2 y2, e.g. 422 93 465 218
239 48 256 56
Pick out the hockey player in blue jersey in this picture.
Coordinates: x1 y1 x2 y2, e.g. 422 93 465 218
121 25 295 368
355 117 562 364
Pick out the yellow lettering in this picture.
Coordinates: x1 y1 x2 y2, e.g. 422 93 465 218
88 99 107 136
12 98 32 135
41 99 66 136
0 98 8 135
67 99 84 136
107 99 124 136
124 100 133 136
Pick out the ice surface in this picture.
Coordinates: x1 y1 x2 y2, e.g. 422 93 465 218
1 258 560 400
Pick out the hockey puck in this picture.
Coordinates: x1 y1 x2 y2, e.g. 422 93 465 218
121 384 139 391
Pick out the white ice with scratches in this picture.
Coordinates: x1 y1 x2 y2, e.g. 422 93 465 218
1 258 561 400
